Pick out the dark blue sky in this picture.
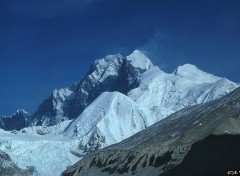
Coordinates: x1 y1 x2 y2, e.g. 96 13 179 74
0 0 240 115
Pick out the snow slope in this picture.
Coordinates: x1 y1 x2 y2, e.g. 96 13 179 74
64 91 155 156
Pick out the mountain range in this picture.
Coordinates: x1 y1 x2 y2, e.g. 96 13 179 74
0 50 239 176
0 109 31 131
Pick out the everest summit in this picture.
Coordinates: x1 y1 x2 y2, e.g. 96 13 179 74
30 50 153 126
30 50 238 128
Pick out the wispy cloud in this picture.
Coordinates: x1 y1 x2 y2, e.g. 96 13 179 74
139 31 169 69
139 30 190 72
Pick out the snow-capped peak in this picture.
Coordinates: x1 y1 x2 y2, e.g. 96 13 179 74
93 54 124 69
89 54 125 84
173 63 220 84
174 63 198 73
14 109 31 117
127 50 153 70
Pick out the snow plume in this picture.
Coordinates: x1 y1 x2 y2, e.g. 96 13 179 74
140 31 169 69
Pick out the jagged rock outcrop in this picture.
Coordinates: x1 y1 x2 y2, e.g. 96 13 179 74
0 109 31 131
61 87 240 176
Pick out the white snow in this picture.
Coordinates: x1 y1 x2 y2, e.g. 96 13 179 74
90 54 124 83
174 63 220 84
128 63 238 114
64 91 156 153
127 50 153 70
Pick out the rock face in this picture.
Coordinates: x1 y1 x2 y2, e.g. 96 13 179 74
0 150 34 176
0 109 31 131
61 87 240 176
